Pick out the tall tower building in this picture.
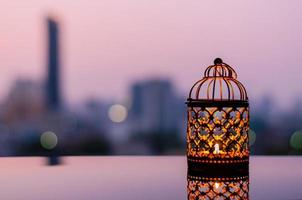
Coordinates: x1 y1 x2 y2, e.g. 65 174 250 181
46 17 61 110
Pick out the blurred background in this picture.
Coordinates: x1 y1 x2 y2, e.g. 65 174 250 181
0 0 302 156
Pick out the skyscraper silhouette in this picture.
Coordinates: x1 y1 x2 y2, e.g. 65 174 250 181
46 17 61 110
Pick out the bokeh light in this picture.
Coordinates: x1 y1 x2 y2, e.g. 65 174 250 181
108 104 128 123
249 129 256 146
290 130 302 150
40 131 58 150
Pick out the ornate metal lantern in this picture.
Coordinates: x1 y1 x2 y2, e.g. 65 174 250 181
186 58 250 200
186 58 249 166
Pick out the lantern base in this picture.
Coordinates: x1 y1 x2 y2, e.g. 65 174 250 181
188 157 249 179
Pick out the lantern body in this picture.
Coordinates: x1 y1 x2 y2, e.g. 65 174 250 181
187 102 249 164
186 59 249 166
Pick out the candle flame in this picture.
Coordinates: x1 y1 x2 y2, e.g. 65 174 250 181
214 143 220 154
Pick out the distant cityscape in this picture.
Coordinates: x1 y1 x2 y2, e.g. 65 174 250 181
0 17 301 156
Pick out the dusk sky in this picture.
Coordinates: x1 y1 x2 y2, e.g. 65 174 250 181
0 0 301 107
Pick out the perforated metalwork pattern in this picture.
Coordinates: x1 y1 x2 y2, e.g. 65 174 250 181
187 106 249 161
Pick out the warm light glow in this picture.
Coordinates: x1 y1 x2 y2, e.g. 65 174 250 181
187 106 249 161
40 131 58 150
188 178 249 199
214 143 220 154
108 104 128 123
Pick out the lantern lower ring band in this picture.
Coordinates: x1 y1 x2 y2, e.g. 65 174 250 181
188 159 249 179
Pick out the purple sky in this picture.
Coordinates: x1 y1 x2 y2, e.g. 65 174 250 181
0 0 301 106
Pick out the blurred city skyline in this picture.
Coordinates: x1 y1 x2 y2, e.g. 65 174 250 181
0 1 302 107
0 1 301 156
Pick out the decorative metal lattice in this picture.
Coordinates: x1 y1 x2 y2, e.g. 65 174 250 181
187 175 249 200
186 58 249 164
187 106 249 162
188 58 247 101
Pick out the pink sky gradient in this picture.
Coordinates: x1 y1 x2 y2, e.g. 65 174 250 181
0 0 301 106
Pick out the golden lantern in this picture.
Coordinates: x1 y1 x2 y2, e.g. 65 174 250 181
186 58 250 200
186 58 249 167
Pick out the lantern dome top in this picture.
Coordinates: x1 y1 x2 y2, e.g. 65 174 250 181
188 58 248 101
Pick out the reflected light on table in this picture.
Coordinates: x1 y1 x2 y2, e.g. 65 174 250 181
187 175 249 200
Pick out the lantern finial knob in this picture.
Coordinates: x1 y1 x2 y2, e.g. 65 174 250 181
214 58 223 65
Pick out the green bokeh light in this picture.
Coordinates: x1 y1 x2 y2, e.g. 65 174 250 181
290 131 302 150
40 131 58 150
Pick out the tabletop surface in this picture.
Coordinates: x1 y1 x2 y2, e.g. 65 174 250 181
1 156 301 200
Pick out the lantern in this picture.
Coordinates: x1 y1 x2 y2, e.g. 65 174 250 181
186 58 249 168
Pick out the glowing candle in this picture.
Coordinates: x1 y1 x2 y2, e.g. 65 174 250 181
214 143 220 154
